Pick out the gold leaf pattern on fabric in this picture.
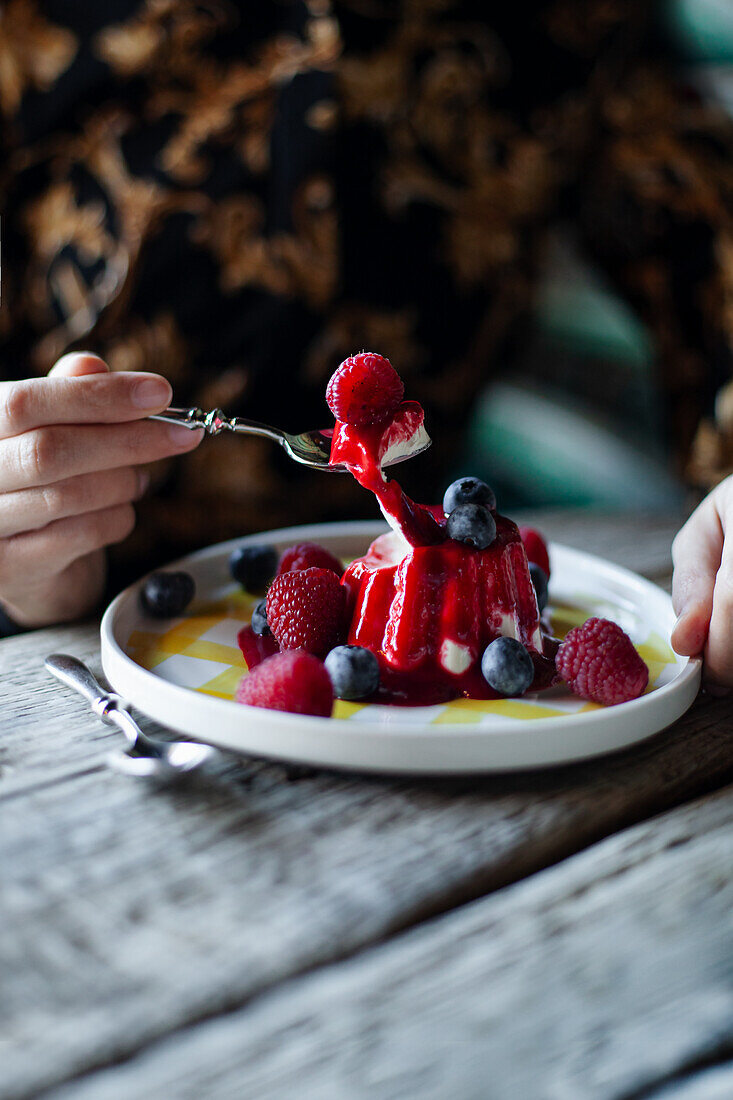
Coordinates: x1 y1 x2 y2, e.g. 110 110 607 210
23 181 112 265
104 312 190 383
94 0 230 78
63 112 178 248
147 18 342 183
21 180 123 358
303 306 424 389
0 0 77 116
190 180 338 307
339 14 552 288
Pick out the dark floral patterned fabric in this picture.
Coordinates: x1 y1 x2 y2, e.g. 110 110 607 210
1 0 732 586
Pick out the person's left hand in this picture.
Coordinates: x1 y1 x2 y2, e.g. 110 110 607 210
671 475 733 691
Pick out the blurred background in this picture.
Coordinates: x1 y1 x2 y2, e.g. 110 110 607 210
2 0 733 580
464 0 733 512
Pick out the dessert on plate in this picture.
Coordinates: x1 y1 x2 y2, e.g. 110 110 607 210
228 351 648 715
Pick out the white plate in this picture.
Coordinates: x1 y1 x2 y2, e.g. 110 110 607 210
100 520 701 774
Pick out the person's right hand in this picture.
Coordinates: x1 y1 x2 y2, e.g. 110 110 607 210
0 352 203 628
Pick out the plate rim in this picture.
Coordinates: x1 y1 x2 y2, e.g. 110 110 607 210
100 519 701 773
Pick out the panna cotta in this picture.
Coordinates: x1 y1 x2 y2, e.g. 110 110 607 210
338 519 553 704
329 376 556 704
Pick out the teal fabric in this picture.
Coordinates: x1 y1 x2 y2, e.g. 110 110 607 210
461 242 685 512
667 0 733 61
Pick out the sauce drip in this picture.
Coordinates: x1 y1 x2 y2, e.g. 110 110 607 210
329 404 443 547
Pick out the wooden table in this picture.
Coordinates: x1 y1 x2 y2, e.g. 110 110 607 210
2 511 733 1100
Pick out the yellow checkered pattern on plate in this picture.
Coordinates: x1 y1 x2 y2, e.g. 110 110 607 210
124 585 677 725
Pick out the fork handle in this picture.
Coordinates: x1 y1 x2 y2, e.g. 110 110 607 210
148 406 282 442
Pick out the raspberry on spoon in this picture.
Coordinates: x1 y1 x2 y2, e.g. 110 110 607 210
326 352 404 427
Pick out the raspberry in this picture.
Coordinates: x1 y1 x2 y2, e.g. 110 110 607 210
556 617 648 706
326 351 404 426
236 651 333 717
277 541 344 578
266 566 347 655
519 526 550 579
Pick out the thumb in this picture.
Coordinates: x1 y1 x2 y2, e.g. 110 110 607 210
49 351 110 378
670 497 722 657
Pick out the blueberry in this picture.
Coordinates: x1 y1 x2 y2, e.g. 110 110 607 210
443 477 496 515
229 543 278 593
481 637 534 696
529 563 549 613
325 645 380 700
251 598 270 636
140 571 195 618
445 503 497 550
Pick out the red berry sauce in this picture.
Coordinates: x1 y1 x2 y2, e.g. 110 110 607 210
328 402 558 705
237 625 278 668
329 402 443 547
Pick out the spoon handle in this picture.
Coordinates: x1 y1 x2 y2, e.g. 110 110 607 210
148 406 284 443
44 653 146 749
45 653 118 711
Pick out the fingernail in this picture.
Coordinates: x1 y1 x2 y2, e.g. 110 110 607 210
167 424 203 447
671 616 687 647
133 377 171 409
137 469 150 497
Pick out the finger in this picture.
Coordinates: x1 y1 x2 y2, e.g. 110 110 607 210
0 503 137 585
0 466 148 538
670 496 722 656
49 351 110 378
0 549 107 628
0 419 202 492
0 371 172 439
704 500 733 687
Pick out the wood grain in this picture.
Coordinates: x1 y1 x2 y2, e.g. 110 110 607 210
42 785 733 1100
2 511 729 1100
646 1063 733 1100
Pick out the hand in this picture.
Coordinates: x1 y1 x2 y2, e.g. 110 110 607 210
671 475 733 690
0 352 203 628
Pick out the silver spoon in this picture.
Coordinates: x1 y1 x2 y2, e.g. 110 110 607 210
45 654 217 778
147 406 431 471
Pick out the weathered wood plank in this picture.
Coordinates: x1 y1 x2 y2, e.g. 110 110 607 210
0 622 108 790
646 1063 733 1100
42 786 733 1100
1 510 727 1100
1 646 731 1099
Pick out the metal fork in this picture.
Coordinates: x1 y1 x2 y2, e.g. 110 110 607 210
147 407 430 471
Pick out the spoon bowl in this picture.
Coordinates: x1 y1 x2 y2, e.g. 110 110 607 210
108 738 215 778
